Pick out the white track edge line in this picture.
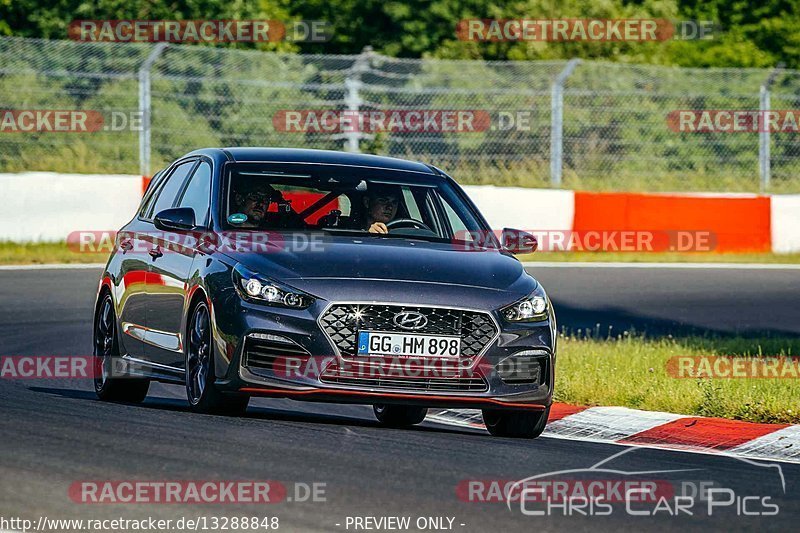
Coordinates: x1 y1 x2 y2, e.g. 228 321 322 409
427 413 800 465
541 431 800 466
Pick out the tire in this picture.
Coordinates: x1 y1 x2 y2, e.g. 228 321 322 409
185 300 250 415
482 406 550 439
373 404 428 427
93 293 150 403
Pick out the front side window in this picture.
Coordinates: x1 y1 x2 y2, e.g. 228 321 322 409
146 160 196 220
138 169 165 218
441 195 474 241
177 161 212 226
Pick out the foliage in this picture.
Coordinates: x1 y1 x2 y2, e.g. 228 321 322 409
1 0 797 67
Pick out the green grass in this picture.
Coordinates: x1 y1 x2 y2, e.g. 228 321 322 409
1 241 799 266
556 334 800 424
518 251 800 263
0 241 108 265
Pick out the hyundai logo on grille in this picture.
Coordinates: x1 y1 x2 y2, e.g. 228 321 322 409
393 311 428 330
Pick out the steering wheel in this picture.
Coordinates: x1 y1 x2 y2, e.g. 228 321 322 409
386 218 433 232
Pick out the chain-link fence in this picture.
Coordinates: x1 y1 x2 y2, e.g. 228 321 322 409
1 36 798 192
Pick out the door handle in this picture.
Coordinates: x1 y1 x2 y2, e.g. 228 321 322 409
148 247 163 259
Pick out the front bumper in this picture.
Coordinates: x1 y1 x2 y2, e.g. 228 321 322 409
212 296 555 411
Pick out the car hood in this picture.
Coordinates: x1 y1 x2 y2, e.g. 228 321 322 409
222 235 536 307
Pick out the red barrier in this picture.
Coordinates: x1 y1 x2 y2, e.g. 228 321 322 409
573 192 772 252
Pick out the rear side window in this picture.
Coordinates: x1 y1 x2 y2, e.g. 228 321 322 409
177 161 212 226
146 161 196 219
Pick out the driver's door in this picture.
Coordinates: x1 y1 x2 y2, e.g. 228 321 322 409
145 160 212 368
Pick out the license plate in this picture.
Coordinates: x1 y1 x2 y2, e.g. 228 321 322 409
357 331 461 358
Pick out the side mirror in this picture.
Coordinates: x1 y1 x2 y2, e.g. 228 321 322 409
501 228 538 255
154 207 195 232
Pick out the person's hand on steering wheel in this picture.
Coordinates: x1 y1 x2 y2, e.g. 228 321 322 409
368 222 388 234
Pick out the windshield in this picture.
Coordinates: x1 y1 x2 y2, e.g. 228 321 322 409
222 162 488 243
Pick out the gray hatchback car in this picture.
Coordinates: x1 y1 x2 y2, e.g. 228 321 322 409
93 148 556 438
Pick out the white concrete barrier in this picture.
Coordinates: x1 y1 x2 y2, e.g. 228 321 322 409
0 172 141 241
461 185 574 232
0 173 798 253
771 194 800 254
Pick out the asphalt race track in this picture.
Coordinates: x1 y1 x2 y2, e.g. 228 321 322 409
527 263 800 337
1 265 799 532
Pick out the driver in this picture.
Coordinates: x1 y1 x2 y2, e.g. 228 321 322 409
232 180 272 227
364 184 401 234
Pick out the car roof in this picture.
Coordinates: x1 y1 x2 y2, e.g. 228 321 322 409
186 147 439 176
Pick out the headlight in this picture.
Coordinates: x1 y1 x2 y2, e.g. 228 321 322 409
501 288 549 322
232 264 314 309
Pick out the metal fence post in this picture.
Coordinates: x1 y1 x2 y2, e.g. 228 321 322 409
343 46 373 153
550 59 581 187
759 63 784 193
138 43 168 177
759 85 770 192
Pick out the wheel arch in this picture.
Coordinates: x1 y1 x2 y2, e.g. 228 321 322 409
93 280 114 338
184 284 222 378
184 284 210 353
186 284 209 316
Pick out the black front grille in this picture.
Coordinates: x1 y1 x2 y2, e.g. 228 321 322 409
320 364 488 392
319 304 498 361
